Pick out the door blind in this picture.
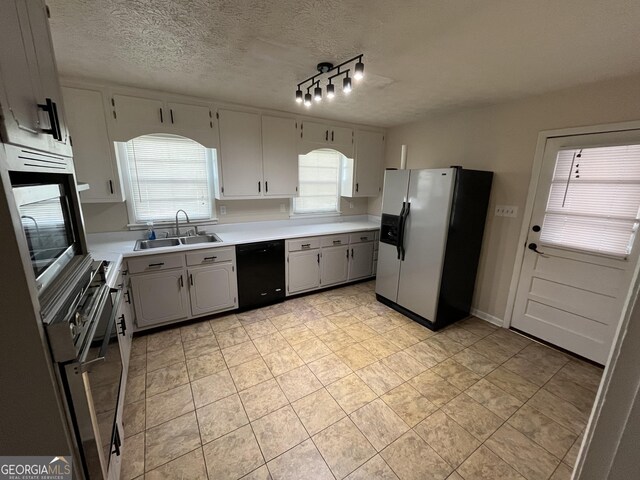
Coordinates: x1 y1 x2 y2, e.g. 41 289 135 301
124 134 213 223
540 144 640 257
293 149 342 214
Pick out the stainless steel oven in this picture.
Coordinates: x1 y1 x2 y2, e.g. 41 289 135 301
46 259 124 479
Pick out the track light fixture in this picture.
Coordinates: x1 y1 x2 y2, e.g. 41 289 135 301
295 54 364 106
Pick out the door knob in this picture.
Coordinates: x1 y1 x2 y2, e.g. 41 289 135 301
528 243 544 254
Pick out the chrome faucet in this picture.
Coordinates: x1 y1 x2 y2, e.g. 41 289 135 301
175 209 190 237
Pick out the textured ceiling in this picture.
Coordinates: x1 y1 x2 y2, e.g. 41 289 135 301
48 0 640 127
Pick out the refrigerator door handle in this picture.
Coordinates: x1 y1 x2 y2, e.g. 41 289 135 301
400 201 411 260
396 202 406 259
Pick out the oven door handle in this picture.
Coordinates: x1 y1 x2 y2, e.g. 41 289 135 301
78 284 117 365
78 356 105 373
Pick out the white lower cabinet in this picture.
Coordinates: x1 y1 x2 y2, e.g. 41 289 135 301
288 249 321 294
349 242 375 280
128 248 238 330
286 231 378 295
115 281 134 370
321 245 350 287
130 269 189 328
188 263 237 317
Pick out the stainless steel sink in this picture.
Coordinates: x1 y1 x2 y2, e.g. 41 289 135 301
134 238 181 250
180 234 222 245
134 234 222 251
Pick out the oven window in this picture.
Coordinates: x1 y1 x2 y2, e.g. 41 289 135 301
18 189 75 278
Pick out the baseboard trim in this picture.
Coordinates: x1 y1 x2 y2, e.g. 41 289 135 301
470 308 504 327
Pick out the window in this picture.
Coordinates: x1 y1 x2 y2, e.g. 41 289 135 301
293 149 343 214
540 144 640 257
120 134 215 224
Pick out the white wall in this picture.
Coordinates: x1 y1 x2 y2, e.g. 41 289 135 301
82 196 369 232
370 73 640 321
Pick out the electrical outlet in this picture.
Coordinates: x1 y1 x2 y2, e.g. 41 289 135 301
280 203 286 213
495 205 518 217
220 205 227 215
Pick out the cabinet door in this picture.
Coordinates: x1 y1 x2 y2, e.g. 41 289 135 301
321 245 349 287
330 126 353 149
25 0 72 156
63 86 123 202
166 102 217 148
354 130 385 197
188 263 237 317
301 121 330 144
349 242 374 280
262 115 298 197
115 292 133 370
0 0 64 154
217 109 263 197
112 94 165 140
288 250 321 294
131 270 189 328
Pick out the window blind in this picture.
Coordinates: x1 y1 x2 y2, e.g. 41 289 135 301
124 134 213 223
293 149 342 214
540 144 640 257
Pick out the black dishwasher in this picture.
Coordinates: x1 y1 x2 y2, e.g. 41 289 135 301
236 240 285 311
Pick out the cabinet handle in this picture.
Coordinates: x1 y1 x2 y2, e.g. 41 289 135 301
360 236 368 241
331 130 334 142
351 248 354 258
346 249 349 259
148 262 164 267
301 243 310 249
118 314 126 336
108 179 114 194
265 181 268 193
325 129 329 141
124 290 131 304
170 108 174 124
356 183 359 192
258 181 261 193
204 256 217 261
189 273 194 286
317 253 320 264
179 275 184 287
37 98 62 141
160 108 164 123
333 240 341 245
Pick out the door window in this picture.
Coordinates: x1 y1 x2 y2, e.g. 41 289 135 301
540 144 640 257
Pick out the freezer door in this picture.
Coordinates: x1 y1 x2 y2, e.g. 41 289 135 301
397 168 455 322
375 170 410 302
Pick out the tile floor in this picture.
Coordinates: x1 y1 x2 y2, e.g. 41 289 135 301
120 280 602 480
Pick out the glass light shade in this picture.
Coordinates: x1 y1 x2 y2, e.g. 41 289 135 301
343 76 352 94
295 89 303 103
354 61 364 80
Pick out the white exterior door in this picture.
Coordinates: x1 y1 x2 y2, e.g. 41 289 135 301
288 250 321 293
188 264 236 317
131 270 189 328
512 130 640 364
321 245 349 286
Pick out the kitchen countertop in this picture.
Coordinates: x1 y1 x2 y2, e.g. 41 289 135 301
87 217 380 258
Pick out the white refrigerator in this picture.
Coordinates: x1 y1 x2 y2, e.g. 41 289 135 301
375 167 493 329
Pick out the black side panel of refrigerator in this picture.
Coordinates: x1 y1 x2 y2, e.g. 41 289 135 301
436 168 493 328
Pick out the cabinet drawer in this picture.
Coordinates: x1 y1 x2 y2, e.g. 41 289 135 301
288 237 321 251
349 231 376 244
128 253 185 274
321 234 349 248
186 247 235 266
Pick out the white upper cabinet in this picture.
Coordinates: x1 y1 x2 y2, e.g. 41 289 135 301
110 94 165 140
216 109 263 198
166 102 217 148
341 130 385 197
300 121 354 157
261 115 298 197
0 0 72 156
62 86 124 202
